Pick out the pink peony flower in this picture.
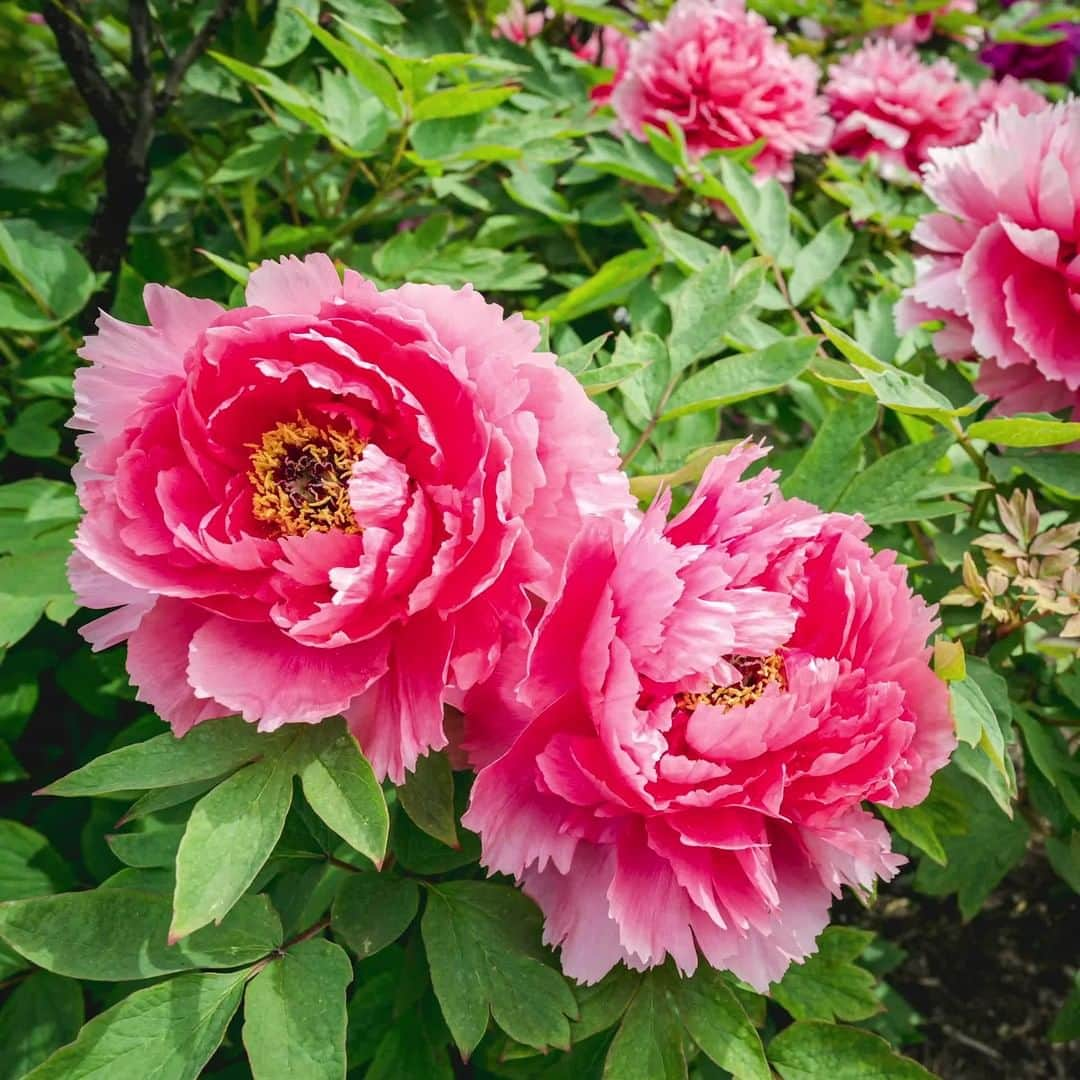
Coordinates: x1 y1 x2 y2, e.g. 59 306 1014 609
968 75 1049 135
463 443 954 990
896 104 1080 426
574 25 631 106
825 40 977 178
610 0 832 181
69 254 635 782
884 0 977 46
493 1 550 45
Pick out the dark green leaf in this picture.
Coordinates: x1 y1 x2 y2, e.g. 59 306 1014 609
0 972 83 1080
603 970 686 1080
397 751 457 848
332 872 419 959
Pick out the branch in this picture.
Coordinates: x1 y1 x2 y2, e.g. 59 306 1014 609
40 1 131 143
157 0 242 113
128 0 156 160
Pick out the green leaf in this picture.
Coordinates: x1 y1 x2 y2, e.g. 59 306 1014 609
536 249 659 323
966 413 1080 447
210 52 327 133
661 338 817 420
768 1021 934 1080
0 219 95 325
42 717 284 797
1050 972 1080 1043
1014 708 1080 819
950 676 1014 814
914 769 1030 920
667 254 765 372
0 972 83 1080
770 928 880 1023
603 970 686 1080
879 773 971 868
397 750 457 848
0 820 72 900
0 887 281 979
262 0 319 67
421 881 577 1059
715 160 790 259
243 938 352 1080
25 970 246 1080
332 872 419 959
788 217 853 306
672 966 769 1080
5 400 65 457
171 750 295 940
834 436 951 524
987 451 1080 497
781 395 879 508
414 85 518 120
570 968 640 1043
302 14 402 117
578 360 651 396
579 136 676 192
296 722 388 866
503 164 577 224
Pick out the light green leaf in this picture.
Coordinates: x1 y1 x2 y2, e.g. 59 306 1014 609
716 160 790 260
662 337 817 420
668 254 765 372
0 887 281 979
243 938 352 1080
210 52 327 133
171 751 295 940
503 164 577 224
331 873 419 959
0 972 83 1080
397 750 457 848
422 881 577 1058
673 966 769 1080
297 722 387 866
262 0 319 67
788 216 853 306
770 928 880 1023
25 970 246 1080
42 717 283 797
414 85 518 120
781 395 879 508
768 1020 934 1080
302 14 402 116
579 136 676 192
0 219 94 325
603 970 686 1080
966 413 1080 447
536 249 659 324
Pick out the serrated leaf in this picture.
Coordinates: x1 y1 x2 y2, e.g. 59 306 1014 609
0 887 281 979
332 872 419 959
673 966 769 1080
397 750 457 848
242 938 352 1080
25 970 246 1080
662 337 817 420
768 1020 934 1080
297 723 387 866
421 881 577 1058
771 928 880 1023
171 750 296 940
603 970 686 1080
0 972 83 1080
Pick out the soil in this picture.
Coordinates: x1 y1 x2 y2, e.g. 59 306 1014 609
841 854 1080 1079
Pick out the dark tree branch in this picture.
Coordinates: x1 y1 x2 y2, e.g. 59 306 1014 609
41 0 241 323
158 0 242 114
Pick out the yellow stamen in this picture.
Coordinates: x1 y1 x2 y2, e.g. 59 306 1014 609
675 653 786 713
249 414 366 537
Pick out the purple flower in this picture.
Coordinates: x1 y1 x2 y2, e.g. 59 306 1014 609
981 3 1080 84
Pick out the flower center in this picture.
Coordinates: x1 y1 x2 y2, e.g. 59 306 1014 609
675 653 786 713
249 415 366 537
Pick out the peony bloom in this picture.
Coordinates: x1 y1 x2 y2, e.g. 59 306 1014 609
884 0 977 46
69 254 635 782
825 40 977 177
463 443 954 991
896 104 1080 427
610 0 832 181
493 1 550 45
574 25 631 106
969 74 1049 134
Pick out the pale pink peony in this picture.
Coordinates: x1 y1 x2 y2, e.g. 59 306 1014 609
69 254 635 782
463 443 953 991
884 0 977 46
896 104 1080 425
610 0 832 181
825 40 977 177
493 1 549 45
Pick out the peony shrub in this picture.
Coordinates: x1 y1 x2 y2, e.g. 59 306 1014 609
1 3 1077 1079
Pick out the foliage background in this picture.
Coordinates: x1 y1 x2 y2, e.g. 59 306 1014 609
1 1 1079 1078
